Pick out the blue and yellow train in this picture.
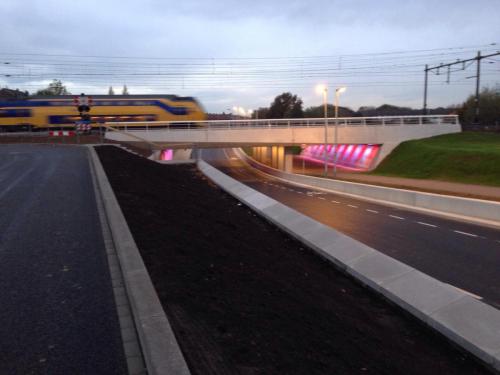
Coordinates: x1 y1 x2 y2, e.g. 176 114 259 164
0 94 206 131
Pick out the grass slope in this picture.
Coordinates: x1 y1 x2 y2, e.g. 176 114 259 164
371 132 500 186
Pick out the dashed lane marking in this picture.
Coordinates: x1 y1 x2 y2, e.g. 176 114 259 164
297 191 304 194
453 230 478 238
366 209 378 214
331 200 340 204
389 215 405 220
417 221 437 228
318 197 326 200
347 204 358 208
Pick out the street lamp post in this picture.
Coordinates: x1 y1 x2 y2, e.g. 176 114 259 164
333 87 346 178
316 84 329 176
323 88 328 176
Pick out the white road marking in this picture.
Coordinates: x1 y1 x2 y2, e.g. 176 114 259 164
318 197 326 200
347 204 358 208
297 191 304 194
366 209 378 214
331 200 340 204
389 215 405 220
453 230 478 238
417 221 437 228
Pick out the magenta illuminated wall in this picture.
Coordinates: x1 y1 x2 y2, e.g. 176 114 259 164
159 149 174 161
300 144 381 171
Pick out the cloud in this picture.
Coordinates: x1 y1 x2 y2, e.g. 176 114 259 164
0 0 498 111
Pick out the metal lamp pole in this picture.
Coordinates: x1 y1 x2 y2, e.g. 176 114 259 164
323 87 328 176
333 87 346 178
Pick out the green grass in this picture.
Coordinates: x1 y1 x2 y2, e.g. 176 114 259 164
370 132 500 186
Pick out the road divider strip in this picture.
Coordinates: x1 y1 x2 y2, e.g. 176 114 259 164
234 149 500 229
89 146 192 375
197 159 500 372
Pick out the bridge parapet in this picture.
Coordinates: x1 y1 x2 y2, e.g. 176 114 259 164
107 114 459 132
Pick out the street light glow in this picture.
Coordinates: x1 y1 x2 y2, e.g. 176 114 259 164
231 105 253 118
315 84 327 95
337 86 346 94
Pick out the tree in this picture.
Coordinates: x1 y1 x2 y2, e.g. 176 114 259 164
251 107 269 119
108 86 115 95
35 79 70 96
304 104 357 118
0 87 29 100
268 92 303 118
459 87 500 125
122 85 129 95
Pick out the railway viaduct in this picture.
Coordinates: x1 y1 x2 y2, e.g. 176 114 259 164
104 115 461 170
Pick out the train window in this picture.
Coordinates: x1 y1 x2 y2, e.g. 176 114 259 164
0 109 32 117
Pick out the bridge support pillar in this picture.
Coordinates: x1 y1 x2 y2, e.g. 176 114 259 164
284 154 293 172
271 146 285 170
252 146 267 164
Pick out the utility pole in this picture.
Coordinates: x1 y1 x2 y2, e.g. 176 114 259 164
423 64 428 115
423 50 500 124
474 51 481 124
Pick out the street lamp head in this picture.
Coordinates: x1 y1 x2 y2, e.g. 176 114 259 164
315 84 328 95
336 86 346 94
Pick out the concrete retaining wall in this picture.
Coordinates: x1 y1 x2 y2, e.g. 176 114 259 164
235 149 500 227
197 159 500 371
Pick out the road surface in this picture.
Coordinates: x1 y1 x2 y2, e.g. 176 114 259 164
0 144 126 375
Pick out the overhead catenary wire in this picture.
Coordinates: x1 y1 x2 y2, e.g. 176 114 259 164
0 43 498 110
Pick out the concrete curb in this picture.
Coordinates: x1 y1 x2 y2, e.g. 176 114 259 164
89 146 191 375
197 159 500 372
234 149 500 228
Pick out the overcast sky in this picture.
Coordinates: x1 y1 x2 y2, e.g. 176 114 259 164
0 0 499 113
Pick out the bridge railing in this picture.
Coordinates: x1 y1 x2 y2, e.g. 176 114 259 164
105 115 459 132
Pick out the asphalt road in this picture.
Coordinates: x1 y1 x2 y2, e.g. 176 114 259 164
203 148 500 309
0 145 127 375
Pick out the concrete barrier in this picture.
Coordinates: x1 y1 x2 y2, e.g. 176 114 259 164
197 159 500 372
234 149 500 227
89 147 191 375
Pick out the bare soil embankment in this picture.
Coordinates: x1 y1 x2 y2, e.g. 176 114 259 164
97 146 492 375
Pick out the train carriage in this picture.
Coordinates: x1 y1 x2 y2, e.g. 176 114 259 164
0 94 206 131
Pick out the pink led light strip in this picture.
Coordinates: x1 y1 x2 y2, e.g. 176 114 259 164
301 144 381 171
